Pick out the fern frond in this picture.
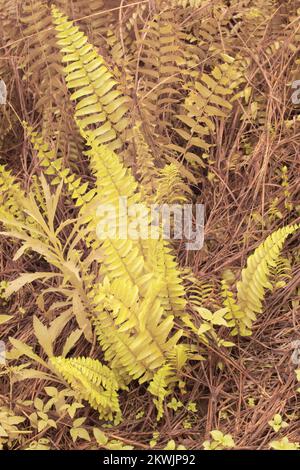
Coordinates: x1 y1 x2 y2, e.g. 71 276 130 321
227 0 280 49
236 224 299 334
155 163 191 204
187 276 220 310
50 356 121 422
72 0 113 49
20 1 54 81
173 56 246 170
25 124 95 208
51 6 129 151
150 239 187 315
31 6 188 383
137 8 184 133
124 2 148 32
221 279 246 335
105 28 135 95
87 140 140 209
85 139 186 317
85 139 148 255
20 1 83 163
269 256 292 291
148 363 175 421
167 344 190 372
76 139 186 380
171 0 206 8
92 273 182 384
131 122 158 201
187 15 221 60
0 165 25 222
50 6 195 326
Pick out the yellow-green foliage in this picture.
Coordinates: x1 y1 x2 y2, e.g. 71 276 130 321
171 0 206 7
0 406 26 450
156 163 191 204
0 165 25 221
50 357 121 422
26 124 96 208
203 430 235 450
92 274 182 384
269 437 300 451
221 279 245 332
44 8 186 404
51 6 129 151
148 364 174 421
228 224 300 335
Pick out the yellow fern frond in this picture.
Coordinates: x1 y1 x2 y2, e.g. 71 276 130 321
25 124 95 208
85 139 186 317
236 224 299 334
156 163 191 204
150 239 187 315
171 0 206 7
50 356 121 422
70 138 186 382
221 279 246 335
92 274 182 384
51 6 129 151
148 363 177 421
0 164 25 222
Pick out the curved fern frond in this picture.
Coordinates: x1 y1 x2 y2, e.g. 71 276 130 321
51 6 129 151
50 356 121 422
236 224 299 334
